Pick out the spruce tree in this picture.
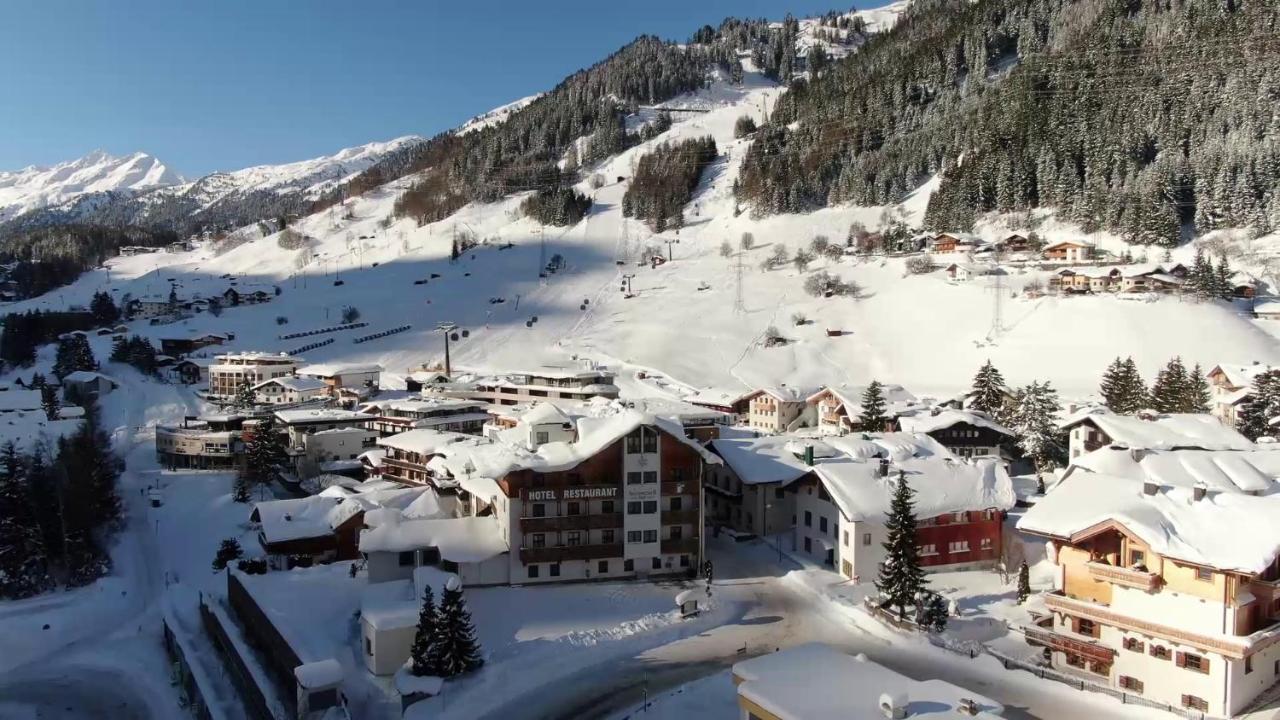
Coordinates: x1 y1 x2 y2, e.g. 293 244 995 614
211 537 243 571
89 291 119 326
40 385 59 421
920 592 949 632
1237 370 1280 441
430 577 483 677
0 443 51 599
410 584 440 676
876 470 926 621
1120 357 1149 412
1099 357 1126 412
52 334 95 380
234 382 258 410
859 380 888 430
1016 561 1031 604
969 360 1007 414
1011 381 1062 474
241 420 285 498
1186 364 1211 414
1151 357 1189 413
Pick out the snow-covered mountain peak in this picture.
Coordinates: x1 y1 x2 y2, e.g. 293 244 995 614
0 149 182 221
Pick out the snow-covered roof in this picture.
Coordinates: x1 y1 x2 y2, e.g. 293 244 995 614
1071 445 1279 494
1208 363 1275 390
253 375 327 393
273 408 374 425
253 486 426 544
813 456 1014 523
1254 302 1280 315
0 389 44 411
520 402 572 426
710 435 815 486
1043 239 1096 249
608 396 731 423
362 397 487 414
1018 471 1280 574
377 428 473 456
360 566 458 631
823 432 954 462
753 384 819 403
62 370 117 385
897 409 1013 437
297 362 383 378
359 516 508 562
684 386 756 408
294 659 343 689
733 643 1003 720
1060 407 1253 451
400 487 452 520
807 383 922 417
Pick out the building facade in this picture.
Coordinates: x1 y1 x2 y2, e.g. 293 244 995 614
207 352 301 403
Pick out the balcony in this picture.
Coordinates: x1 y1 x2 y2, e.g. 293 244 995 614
519 513 622 533
661 537 699 555
1044 592 1253 658
663 509 700 525
662 481 698 496
519 543 623 564
1086 561 1160 591
1022 626 1116 664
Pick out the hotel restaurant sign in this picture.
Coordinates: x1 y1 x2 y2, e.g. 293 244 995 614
525 486 619 501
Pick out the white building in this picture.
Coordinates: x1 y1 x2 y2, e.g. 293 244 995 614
1207 363 1275 426
207 352 300 403
806 383 923 434
252 376 328 405
359 397 491 437
1058 406 1253 461
435 366 620 406
745 385 816 434
706 434 814 537
732 643 1003 720
1019 465 1280 717
359 566 458 675
296 362 383 396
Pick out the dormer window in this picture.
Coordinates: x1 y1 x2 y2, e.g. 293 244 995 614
535 431 549 445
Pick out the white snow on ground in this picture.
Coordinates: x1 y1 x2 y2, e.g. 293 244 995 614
0 149 181 221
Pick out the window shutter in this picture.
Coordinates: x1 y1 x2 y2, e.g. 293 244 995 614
1176 652 1186 668
1071 616 1080 633
1202 657 1210 672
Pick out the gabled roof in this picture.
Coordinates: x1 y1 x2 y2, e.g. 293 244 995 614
297 363 384 378
897 409 1014 437
253 376 327 393
710 435 815 486
1059 407 1252 451
359 515 508 562
62 370 117 386
814 456 1014 523
1071 445 1279 494
1042 239 1096 250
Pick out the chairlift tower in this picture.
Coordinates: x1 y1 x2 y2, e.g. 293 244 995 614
988 246 1005 341
733 250 746 315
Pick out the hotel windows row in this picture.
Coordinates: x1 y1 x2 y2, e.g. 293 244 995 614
529 529 617 548
529 500 617 517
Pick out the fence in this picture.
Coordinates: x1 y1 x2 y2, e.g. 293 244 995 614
353 324 412 344
278 322 367 341
287 337 334 355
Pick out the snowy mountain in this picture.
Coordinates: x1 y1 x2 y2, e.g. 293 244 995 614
0 150 181 222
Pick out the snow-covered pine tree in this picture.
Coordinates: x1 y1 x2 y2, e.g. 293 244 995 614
0 442 51 599
1185 364 1211 414
211 537 243 571
1120 357 1149 412
430 577 483 677
1236 370 1280 441
921 592 949 632
1011 381 1062 474
410 584 439 676
859 380 888 430
1216 255 1234 301
1016 561 1031 604
1150 357 1189 413
233 382 258 410
40 385 59 421
241 420 285 498
52 334 95 380
876 470 927 621
969 360 1007 415
1099 357 1126 412
231 474 252 503
89 291 119 326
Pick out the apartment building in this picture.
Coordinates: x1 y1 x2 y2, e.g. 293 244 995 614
1207 364 1275 426
745 386 814 434
155 414 253 469
359 397 491 437
1058 407 1253 461
1019 471 1280 717
897 408 1015 461
207 351 301 402
436 367 620 406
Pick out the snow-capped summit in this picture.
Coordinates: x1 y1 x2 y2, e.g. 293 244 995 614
0 150 182 221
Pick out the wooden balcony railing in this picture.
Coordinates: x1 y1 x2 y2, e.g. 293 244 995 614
519 543 623 564
1022 626 1115 664
519 513 623 533
662 509 700 525
1086 561 1160 591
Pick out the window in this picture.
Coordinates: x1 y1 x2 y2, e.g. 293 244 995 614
398 551 416 567
819 517 828 533
643 530 658 543
627 472 642 485
643 471 657 484
804 537 812 553
774 487 786 499
627 501 642 514
1246 656 1254 674
536 431 549 444
532 503 546 518
1195 567 1213 582
627 531 643 543
549 563 561 577
602 500 615 514
652 557 662 570
1129 550 1145 567
920 544 937 556
566 531 582 547
863 533 872 546
670 496 683 511
953 511 965 523
1178 652 1209 674
948 540 970 554
843 530 849 547
566 501 581 516
1122 637 1145 653
626 432 642 454
1118 676 1143 693
670 526 683 540
598 560 609 574
531 533 546 549
643 501 657 514
624 559 634 572
672 467 685 483
1076 619 1098 638
804 511 812 527
528 564 540 579
1150 645 1171 660
980 537 993 551
601 529 615 544
642 427 658 453
365 636 373 657
1066 653 1086 669
1182 696 1208 712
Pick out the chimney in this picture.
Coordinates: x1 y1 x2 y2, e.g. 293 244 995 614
878 692 907 719
1129 448 1148 463
1143 481 1159 496
1193 482 1207 502
957 698 979 716
879 458 890 477
803 444 814 467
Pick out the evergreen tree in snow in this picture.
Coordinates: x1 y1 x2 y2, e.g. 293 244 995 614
1011 381 1062 474
1100 357 1148 414
1186 363 1211 414
89 291 119 327
231 473 252 504
1236 370 1280 441
240 420 285 499
858 380 888 430
875 470 927 621
410 584 440 676
1016 561 1031 604
233 382 258 411
211 537 243 571
968 360 1007 415
1150 357 1189 414
52 334 95 380
920 592 949 632
0 442 51 599
1216 255 1235 301
1120 358 1150 412
40 385 59 421
430 577 483 677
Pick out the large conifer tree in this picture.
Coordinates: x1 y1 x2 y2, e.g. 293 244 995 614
410 584 440 676
969 360 1007 415
859 380 888 430
430 578 483 677
1151 357 1189 413
0 443 51 598
876 470 926 621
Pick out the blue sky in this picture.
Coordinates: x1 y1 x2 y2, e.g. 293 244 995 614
0 1 879 177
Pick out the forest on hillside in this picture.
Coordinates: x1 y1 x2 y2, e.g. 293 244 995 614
736 0 1280 247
